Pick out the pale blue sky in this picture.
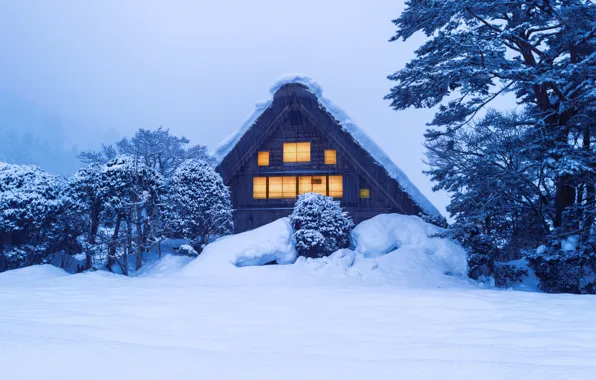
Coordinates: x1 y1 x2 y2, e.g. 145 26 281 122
0 0 453 213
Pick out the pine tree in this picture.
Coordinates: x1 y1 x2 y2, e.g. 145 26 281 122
98 156 163 274
164 160 233 253
388 0 596 291
0 163 65 271
289 193 354 258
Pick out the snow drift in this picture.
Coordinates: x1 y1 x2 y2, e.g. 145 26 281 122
182 213 467 288
183 218 297 276
352 214 467 273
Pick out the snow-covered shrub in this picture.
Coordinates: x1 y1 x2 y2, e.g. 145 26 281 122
525 241 596 294
99 156 164 274
165 160 233 253
493 264 529 288
177 244 198 257
0 163 65 271
289 193 354 258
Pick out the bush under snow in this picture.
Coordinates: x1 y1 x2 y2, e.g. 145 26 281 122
183 218 297 275
352 214 468 276
290 193 354 258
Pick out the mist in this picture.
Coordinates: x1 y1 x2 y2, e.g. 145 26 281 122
0 0 450 213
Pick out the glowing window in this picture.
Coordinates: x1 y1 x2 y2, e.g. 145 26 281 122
299 176 327 196
283 142 311 163
258 151 270 166
360 189 370 199
253 177 267 199
328 176 343 198
324 150 336 165
268 177 283 198
282 176 297 198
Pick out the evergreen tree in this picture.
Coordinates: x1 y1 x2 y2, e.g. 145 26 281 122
0 163 65 271
388 0 595 291
66 163 104 269
289 193 354 258
98 156 163 274
164 160 233 253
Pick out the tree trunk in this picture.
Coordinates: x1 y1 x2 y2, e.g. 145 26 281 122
107 214 122 272
554 176 576 228
135 217 143 271
123 218 132 276
584 125 594 238
85 202 101 270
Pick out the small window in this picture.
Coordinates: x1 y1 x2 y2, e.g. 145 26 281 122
328 175 343 198
258 151 270 166
324 150 336 165
283 142 311 163
253 177 267 199
360 189 370 199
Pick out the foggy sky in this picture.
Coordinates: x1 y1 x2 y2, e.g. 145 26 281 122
0 0 451 214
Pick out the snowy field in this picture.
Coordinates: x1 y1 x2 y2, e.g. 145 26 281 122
1 216 596 380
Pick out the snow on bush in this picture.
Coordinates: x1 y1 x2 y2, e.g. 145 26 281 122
0 163 65 271
289 193 354 258
165 160 233 253
183 218 297 275
352 214 467 276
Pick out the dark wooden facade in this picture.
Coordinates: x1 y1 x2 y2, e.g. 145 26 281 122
216 83 430 233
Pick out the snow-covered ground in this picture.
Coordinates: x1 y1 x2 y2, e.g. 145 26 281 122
1 216 595 379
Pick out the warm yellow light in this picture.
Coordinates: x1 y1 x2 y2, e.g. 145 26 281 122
253 177 267 199
258 151 270 166
328 175 343 198
282 176 297 198
268 177 283 198
298 176 326 196
283 142 310 163
296 142 311 162
324 150 336 165
360 189 370 199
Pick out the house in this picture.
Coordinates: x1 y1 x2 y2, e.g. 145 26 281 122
214 75 441 233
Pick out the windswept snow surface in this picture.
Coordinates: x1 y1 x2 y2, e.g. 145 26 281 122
2 216 596 379
212 74 441 217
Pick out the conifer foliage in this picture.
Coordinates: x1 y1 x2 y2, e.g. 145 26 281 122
0 128 233 275
388 0 596 292
0 163 69 270
289 193 354 258
165 160 233 253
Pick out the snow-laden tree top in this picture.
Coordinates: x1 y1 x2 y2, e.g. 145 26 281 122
212 74 441 218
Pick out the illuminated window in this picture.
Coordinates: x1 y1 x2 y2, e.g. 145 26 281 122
253 177 267 199
258 151 270 166
283 142 311 163
328 176 343 198
324 150 336 165
360 189 370 199
268 177 283 198
282 176 297 198
299 176 327 196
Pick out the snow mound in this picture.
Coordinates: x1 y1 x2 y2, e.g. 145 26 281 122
135 254 194 278
0 264 69 286
211 73 441 218
352 214 468 276
183 218 297 276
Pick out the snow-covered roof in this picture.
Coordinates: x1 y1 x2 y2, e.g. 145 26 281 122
212 74 441 218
